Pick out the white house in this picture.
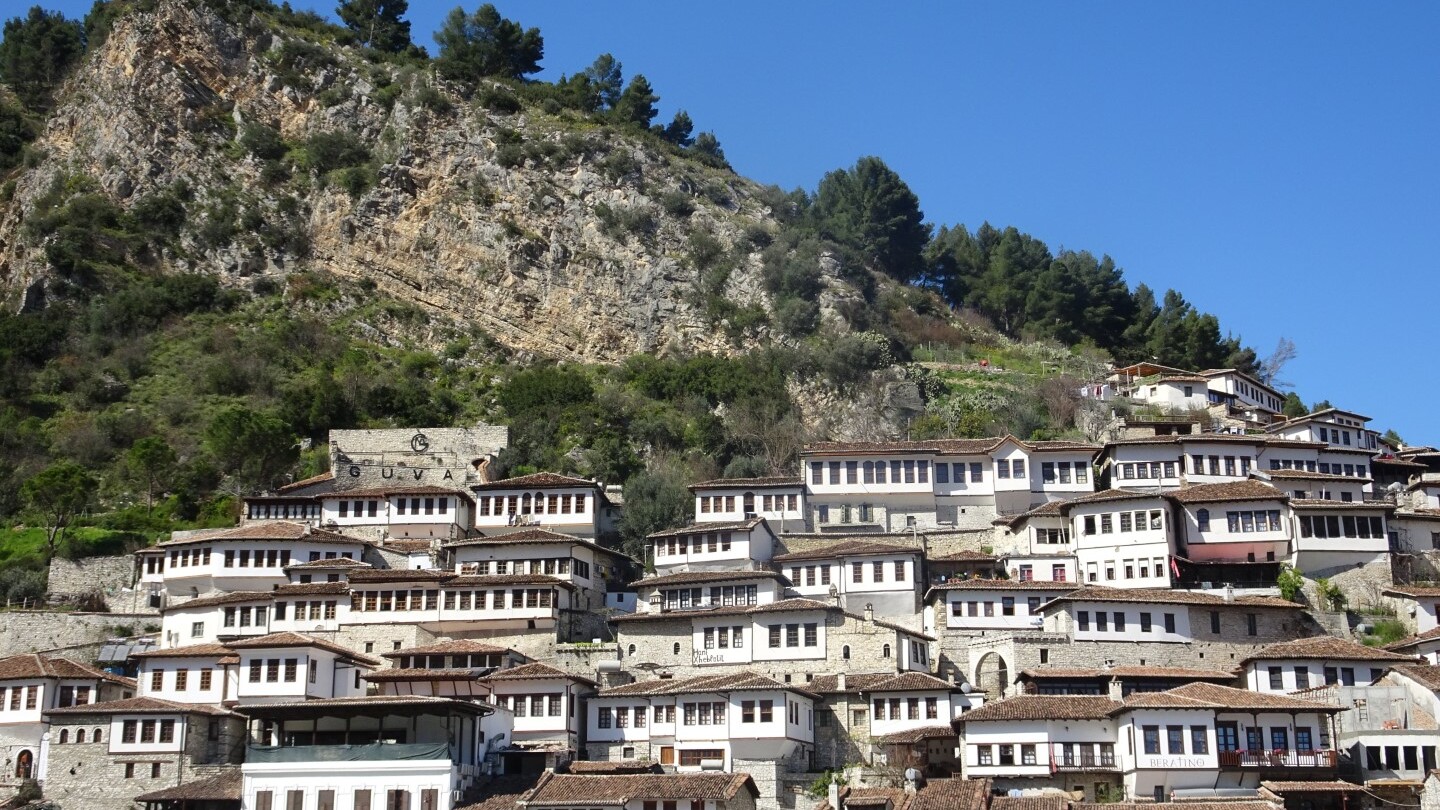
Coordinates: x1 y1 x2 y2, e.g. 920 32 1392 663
0 654 133 789
472 473 617 539
224 632 379 704
1064 490 1172 588
1167 481 1291 566
474 663 596 774
445 529 636 614
238 695 492 810
1267 408 1381 454
957 694 1122 799
649 518 778 574
159 591 275 647
1288 499 1392 576
928 579 1076 635
772 540 924 620
1237 636 1418 693
1126 373 1212 412
629 570 789 616
144 522 369 602
585 672 814 770
519 772 759 810
690 477 806 532
316 486 475 541
1201 368 1285 417
131 643 235 706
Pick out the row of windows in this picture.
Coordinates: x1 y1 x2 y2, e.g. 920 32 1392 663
1116 461 1177 480
1265 665 1381 689
1077 610 1177 633
477 493 585 517
252 788 429 810
996 459 1027 479
1298 514 1386 540
874 696 938 721
1016 563 1069 581
276 600 337 622
246 503 321 521
814 504 878 524
1268 458 1370 478
120 718 176 744
936 463 984 485
1041 462 1089 485
53 727 103 744
767 623 819 648
702 626 744 649
1143 724 1316 755
247 658 311 684
459 557 590 578
1189 454 1254 477
502 693 564 717
149 668 214 692
660 585 759 610
336 500 380 518
393 653 505 670
951 596 1045 618
975 743 1115 767
698 493 799 513
1084 556 1168 583
811 460 930 486
1194 509 1283 533
656 533 735 557
223 606 268 627
3 686 37 711
1035 528 1069 545
1081 510 1163 535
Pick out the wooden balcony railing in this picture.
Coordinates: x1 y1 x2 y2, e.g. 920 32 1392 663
1217 749 1337 768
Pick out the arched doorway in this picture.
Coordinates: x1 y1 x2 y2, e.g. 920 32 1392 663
14 749 32 780
975 653 1009 696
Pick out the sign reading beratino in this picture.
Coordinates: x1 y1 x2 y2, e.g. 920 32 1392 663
327 425 509 491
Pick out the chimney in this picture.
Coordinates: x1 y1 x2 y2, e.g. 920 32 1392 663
864 603 874 623
1223 584 1235 603
837 672 846 692
827 780 842 810
1107 676 1124 702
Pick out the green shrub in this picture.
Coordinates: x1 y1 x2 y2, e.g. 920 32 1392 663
296 131 371 174
660 190 695 218
495 143 525 168
478 86 522 115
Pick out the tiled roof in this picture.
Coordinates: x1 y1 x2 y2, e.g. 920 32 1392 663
232 694 490 715
472 473 599 491
347 568 449 583
225 632 381 666
804 439 984 455
1241 636 1418 663
1060 489 1166 509
646 517 767 538
160 522 361 546
596 673 814 699
990 796 1067 810
382 540 434 553
609 598 934 639
273 581 351 596
130 643 233 660
1289 499 1393 511
284 557 372 570
688 476 803 490
1130 682 1343 712
363 667 482 682
134 769 241 802
876 725 957 745
926 578 1076 591
448 529 586 546
1385 664 1440 690
816 787 910 810
1386 627 1440 652
524 772 755 804
1264 470 1371 482
773 540 922 563
629 570 789 588
0 653 116 681
383 640 514 659
476 662 597 686
955 695 1118 722
1260 782 1366 794
1074 804 1277 810
910 777 990 810
46 695 233 716
1167 481 1289 504
998 500 1065 527
1019 665 1236 681
562 761 663 775
1050 586 1301 610
163 591 272 611
274 471 335 494
808 671 958 694
1106 434 1269 447
928 549 999 562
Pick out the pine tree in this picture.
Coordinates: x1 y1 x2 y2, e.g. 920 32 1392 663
336 0 412 53
0 6 85 112
812 156 931 284
612 74 658 128
581 53 622 110
656 110 693 146
434 4 543 82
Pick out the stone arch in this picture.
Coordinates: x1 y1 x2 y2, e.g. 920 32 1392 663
14 749 32 779
975 652 1010 696
58 729 68 744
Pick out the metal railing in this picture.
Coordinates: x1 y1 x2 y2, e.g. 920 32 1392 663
1217 749 1337 768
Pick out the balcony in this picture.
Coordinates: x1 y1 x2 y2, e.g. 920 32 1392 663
1049 744 1118 772
1218 749 1338 769
246 741 452 764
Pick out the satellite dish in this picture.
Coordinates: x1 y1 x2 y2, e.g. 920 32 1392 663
960 682 973 694
904 768 921 783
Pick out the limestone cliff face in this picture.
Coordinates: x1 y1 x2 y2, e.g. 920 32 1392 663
0 1 824 362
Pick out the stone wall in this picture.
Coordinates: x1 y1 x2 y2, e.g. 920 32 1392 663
0 611 156 659
46 556 158 615
329 425 509 491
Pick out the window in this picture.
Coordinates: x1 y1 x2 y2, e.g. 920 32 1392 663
1197 509 1210 531
1140 612 1152 632
1246 613 1258 636
1021 744 1037 765
999 744 1015 766
977 745 993 765
1077 611 1089 631
1269 667 1284 690
1143 726 1160 755
1210 611 1220 633
1164 613 1176 633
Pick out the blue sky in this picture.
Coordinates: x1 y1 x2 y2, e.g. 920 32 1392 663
42 1 1440 443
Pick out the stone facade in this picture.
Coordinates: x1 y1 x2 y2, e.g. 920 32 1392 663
42 713 245 810
328 425 509 492
46 556 155 614
0 612 156 659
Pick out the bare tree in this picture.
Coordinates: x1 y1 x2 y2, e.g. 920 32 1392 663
1257 337 1298 389
1036 375 1083 431
725 398 808 476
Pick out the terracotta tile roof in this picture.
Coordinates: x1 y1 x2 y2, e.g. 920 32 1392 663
629 570 789 588
225 632 381 666
134 769 241 802
275 471 335 494
383 640 514 659
990 796 1066 810
1385 664 1440 690
646 517 767 538
472 472 599 491
449 529 584 546
46 695 234 717
363 667 482 682
1264 470 1371 482
1260 781 1365 793
1060 489 1167 509
926 578 1076 591
596 672 814 699
807 672 958 694
998 500 1065 527
610 597 934 639
955 694 1118 722
163 591 273 611
1386 627 1440 652
1049 586 1302 610
159 522 362 546
773 540 922 563
284 557 372 570
130 643 233 660
1106 434 1269 447
476 662 597 686
524 772 756 804
1129 682 1344 712
816 786 911 810
929 549 999 562
273 581 351 596
382 540 435 553
1289 499 1392 511
0 653 115 681
1242 636 1418 663
1074 804 1277 810
1167 481 1289 504
347 568 449 583
803 439 988 455
1019 665 1236 681
323 485 473 502
688 476 803 490
876 725 956 745
562 761 663 774
911 777 989 810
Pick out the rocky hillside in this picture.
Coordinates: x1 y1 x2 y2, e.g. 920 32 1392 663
0 0 850 362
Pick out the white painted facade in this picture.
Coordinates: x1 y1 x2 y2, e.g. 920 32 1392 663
1068 496 1172 588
